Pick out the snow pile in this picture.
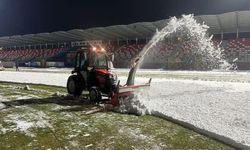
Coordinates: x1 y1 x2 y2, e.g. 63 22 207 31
120 79 250 148
12 120 33 132
0 71 69 86
16 96 33 100
0 96 6 110
117 89 150 115
0 102 5 109
2 108 52 136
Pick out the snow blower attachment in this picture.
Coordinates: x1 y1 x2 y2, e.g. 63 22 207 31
111 59 152 107
66 46 151 107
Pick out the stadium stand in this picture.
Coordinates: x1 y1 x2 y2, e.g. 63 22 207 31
1 11 250 69
1 38 250 69
0 48 65 61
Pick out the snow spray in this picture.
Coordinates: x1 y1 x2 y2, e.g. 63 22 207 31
117 14 234 115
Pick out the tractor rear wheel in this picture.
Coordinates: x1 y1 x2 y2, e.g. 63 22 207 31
89 87 102 103
67 75 83 96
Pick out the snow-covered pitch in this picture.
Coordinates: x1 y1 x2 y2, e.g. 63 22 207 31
0 69 249 149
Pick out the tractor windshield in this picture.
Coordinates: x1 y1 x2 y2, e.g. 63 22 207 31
89 52 110 69
95 53 108 68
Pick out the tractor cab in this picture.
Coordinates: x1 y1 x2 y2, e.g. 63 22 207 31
67 46 117 102
73 47 113 73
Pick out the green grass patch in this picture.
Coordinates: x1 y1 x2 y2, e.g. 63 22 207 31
0 82 234 150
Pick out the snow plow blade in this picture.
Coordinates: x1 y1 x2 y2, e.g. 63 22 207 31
111 78 152 107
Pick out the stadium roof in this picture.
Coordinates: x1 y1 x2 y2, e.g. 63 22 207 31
1 10 250 47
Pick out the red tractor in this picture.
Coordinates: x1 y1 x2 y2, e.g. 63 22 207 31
67 46 151 106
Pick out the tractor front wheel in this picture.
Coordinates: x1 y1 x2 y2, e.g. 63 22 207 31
89 87 102 103
67 75 83 96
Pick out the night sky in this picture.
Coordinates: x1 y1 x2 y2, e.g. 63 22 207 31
0 0 250 36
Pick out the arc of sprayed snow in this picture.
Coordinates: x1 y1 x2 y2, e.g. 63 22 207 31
126 26 170 86
126 15 206 86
